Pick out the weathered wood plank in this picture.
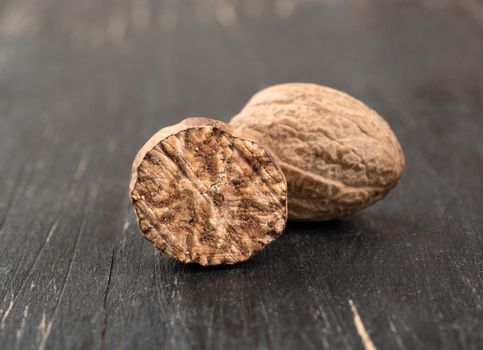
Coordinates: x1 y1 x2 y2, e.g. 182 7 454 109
0 1 482 349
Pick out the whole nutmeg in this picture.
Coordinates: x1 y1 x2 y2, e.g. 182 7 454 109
230 83 405 221
129 117 288 265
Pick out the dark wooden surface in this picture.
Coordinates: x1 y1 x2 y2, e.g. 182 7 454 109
1 0 482 349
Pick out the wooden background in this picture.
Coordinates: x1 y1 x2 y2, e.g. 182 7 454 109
0 0 482 349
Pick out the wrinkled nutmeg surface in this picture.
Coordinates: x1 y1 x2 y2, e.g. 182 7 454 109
130 118 287 265
230 83 405 221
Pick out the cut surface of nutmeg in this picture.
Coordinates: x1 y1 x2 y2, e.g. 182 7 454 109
230 83 405 221
129 118 288 266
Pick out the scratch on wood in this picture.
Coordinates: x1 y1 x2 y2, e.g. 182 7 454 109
44 220 59 244
15 305 29 342
389 319 397 333
74 154 89 181
101 249 115 348
0 220 59 328
0 295 14 330
389 319 405 348
349 299 377 350
37 312 52 350
120 218 130 251
37 205 88 349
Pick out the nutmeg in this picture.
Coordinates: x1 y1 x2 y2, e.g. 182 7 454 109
129 118 288 265
230 83 405 221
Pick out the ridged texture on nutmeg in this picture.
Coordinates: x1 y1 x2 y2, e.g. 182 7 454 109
230 83 405 221
130 118 288 265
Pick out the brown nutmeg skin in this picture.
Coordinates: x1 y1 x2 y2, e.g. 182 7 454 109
129 117 288 266
230 83 405 221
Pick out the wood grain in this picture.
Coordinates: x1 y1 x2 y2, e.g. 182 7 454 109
0 0 482 349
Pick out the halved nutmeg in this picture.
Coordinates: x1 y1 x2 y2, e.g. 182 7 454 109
129 118 288 266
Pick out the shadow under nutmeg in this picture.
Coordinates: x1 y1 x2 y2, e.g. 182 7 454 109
284 210 419 246
284 217 362 237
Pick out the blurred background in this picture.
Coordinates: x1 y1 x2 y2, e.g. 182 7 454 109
1 1 482 349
